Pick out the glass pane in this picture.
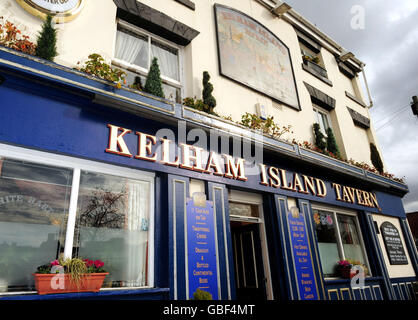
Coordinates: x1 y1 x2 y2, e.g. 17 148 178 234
0 157 72 292
312 209 340 277
115 29 149 69
116 67 181 103
151 39 179 81
74 171 151 288
229 202 259 218
320 112 330 131
337 214 368 272
162 82 181 103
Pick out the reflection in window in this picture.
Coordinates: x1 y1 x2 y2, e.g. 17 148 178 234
312 208 369 278
337 214 367 264
74 171 150 288
0 158 72 292
313 209 340 277
229 202 259 218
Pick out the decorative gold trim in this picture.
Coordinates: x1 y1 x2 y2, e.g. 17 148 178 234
340 288 352 300
327 289 340 300
16 0 85 23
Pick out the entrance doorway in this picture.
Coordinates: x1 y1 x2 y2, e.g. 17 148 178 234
228 191 272 300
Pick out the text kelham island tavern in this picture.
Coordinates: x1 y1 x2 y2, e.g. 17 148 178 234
105 124 380 210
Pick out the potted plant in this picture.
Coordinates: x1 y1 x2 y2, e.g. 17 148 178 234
33 256 108 295
336 260 355 279
336 259 368 279
192 288 213 300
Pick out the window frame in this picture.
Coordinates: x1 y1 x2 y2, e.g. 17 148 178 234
313 104 332 137
112 19 184 99
0 143 155 293
311 204 371 279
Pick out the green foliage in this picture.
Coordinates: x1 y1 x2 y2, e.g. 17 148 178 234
77 53 126 87
313 123 327 150
144 57 164 98
35 15 57 61
193 289 213 300
240 113 293 139
183 97 217 115
326 127 340 158
370 143 384 174
129 76 143 91
202 71 216 113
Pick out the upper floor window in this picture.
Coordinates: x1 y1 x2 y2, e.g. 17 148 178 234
313 105 331 137
112 20 182 103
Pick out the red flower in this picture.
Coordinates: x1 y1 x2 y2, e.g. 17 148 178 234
94 260 104 268
50 259 60 266
84 259 94 267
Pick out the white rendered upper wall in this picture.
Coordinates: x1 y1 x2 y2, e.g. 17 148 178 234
0 0 383 168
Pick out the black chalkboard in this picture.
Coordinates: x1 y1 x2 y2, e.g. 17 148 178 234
380 222 408 265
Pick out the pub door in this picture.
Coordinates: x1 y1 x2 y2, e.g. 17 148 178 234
231 221 267 301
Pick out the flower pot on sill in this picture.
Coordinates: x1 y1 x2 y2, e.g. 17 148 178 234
33 273 108 295
338 268 356 279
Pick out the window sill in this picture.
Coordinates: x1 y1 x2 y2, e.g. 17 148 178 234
324 276 382 285
0 287 170 300
302 63 333 87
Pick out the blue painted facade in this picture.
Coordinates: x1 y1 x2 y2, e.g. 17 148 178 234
0 47 416 300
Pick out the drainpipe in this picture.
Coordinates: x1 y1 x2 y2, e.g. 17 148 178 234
360 63 373 109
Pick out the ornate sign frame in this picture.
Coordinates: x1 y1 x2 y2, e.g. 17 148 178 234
214 4 301 110
16 0 84 23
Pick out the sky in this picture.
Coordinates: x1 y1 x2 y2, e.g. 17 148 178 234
285 0 418 213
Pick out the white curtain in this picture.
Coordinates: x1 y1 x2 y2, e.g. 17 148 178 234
151 41 179 81
125 181 149 287
115 30 148 68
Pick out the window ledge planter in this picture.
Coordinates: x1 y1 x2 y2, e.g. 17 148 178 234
32 272 109 295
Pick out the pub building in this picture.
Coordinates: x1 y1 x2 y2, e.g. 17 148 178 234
0 0 416 301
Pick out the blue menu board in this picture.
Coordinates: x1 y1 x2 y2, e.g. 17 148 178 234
288 210 319 300
187 196 219 300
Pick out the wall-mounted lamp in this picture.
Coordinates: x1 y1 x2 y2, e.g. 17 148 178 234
339 51 354 62
271 2 292 17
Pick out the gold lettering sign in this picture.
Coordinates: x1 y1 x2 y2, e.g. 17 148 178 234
16 0 84 23
105 124 380 210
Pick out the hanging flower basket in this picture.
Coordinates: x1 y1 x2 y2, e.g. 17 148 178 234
33 258 108 295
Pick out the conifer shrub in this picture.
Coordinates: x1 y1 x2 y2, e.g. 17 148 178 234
313 123 327 151
326 127 340 158
370 142 384 174
35 15 57 61
202 71 216 114
144 57 164 98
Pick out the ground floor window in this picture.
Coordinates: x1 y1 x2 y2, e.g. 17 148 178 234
312 206 370 278
0 144 154 293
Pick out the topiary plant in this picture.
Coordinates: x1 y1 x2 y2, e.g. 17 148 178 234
326 127 340 158
313 123 327 151
370 142 384 174
193 288 213 300
35 15 57 61
144 57 165 98
202 71 216 114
